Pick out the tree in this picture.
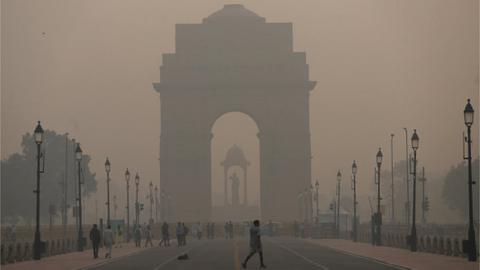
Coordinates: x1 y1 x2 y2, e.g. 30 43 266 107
442 159 479 220
1 130 97 224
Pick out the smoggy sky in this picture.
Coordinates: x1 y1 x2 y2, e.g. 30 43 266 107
1 0 478 222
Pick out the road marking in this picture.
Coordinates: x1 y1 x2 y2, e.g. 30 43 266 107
273 242 330 270
233 239 241 270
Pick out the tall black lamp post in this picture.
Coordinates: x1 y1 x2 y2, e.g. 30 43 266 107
154 185 159 224
33 121 45 260
352 160 358 242
464 99 477 261
315 181 319 222
410 129 419 251
336 170 342 238
135 172 140 226
375 148 383 246
105 157 111 226
149 182 154 224
125 168 131 242
75 143 84 251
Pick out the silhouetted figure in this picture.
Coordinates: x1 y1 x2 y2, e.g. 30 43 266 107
224 222 230 239
145 225 153 247
176 222 185 246
229 221 234 238
159 222 170 247
242 220 266 269
134 224 142 247
115 225 123 248
103 225 114 258
182 223 189 245
89 224 101 259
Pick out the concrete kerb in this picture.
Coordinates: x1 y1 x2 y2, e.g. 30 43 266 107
306 240 411 270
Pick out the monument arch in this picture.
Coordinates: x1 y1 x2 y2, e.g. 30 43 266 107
154 4 316 221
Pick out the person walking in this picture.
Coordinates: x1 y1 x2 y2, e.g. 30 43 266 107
224 222 229 239
103 225 114 258
197 222 203 240
134 224 142 247
176 222 184 247
159 222 170 247
182 223 189 246
144 225 154 247
242 220 266 269
89 224 101 259
115 225 123 248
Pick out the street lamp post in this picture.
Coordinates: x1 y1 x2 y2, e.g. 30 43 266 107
135 173 140 226
161 189 166 222
463 99 477 262
75 143 84 251
403 128 410 227
390 134 395 224
125 168 131 242
410 129 419 252
418 167 427 224
352 161 358 242
149 182 154 224
315 181 319 222
336 170 342 239
105 157 111 226
154 186 159 224
33 121 45 260
376 148 383 246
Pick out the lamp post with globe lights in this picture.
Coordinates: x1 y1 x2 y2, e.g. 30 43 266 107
33 121 45 260
463 99 477 261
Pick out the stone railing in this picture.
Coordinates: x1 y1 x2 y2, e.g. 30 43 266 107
1 225 92 265
356 223 479 258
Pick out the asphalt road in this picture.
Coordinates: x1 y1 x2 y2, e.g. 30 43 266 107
89 237 404 270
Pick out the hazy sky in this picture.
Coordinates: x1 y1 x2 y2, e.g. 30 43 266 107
2 0 478 222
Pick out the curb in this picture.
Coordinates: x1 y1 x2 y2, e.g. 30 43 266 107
306 240 411 270
75 247 153 270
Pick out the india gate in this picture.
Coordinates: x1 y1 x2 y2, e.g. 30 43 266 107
153 4 316 221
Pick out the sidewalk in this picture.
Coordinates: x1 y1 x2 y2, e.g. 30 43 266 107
2 242 151 270
308 239 479 270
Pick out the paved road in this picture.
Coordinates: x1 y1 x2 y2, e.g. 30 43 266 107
89 237 404 270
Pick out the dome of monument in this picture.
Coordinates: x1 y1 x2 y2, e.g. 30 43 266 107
222 144 249 167
203 4 266 23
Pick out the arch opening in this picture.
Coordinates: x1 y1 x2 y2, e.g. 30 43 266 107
210 112 260 221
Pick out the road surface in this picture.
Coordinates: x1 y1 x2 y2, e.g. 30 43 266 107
90 237 403 270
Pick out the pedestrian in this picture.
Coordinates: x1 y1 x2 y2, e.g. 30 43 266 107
89 224 101 259
134 224 142 247
224 222 229 239
103 225 114 258
299 222 305 238
182 223 189 245
176 222 184 247
293 220 299 237
241 220 266 269
197 222 203 240
206 222 211 239
159 222 170 247
115 225 123 248
229 221 234 238
211 222 215 238
144 225 154 247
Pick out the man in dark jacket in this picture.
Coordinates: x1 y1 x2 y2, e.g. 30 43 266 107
89 224 101 259
242 220 266 268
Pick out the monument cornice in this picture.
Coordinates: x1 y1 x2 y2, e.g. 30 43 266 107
153 81 316 93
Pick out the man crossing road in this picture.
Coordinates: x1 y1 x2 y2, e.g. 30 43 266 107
242 220 266 269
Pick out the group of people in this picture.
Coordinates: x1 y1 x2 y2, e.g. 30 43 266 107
224 221 234 239
88 219 268 268
175 222 189 246
133 224 154 248
205 222 216 239
89 224 115 259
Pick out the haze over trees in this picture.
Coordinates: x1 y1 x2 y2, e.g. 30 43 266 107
1 130 97 225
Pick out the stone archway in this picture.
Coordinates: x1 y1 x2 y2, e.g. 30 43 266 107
154 4 315 221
